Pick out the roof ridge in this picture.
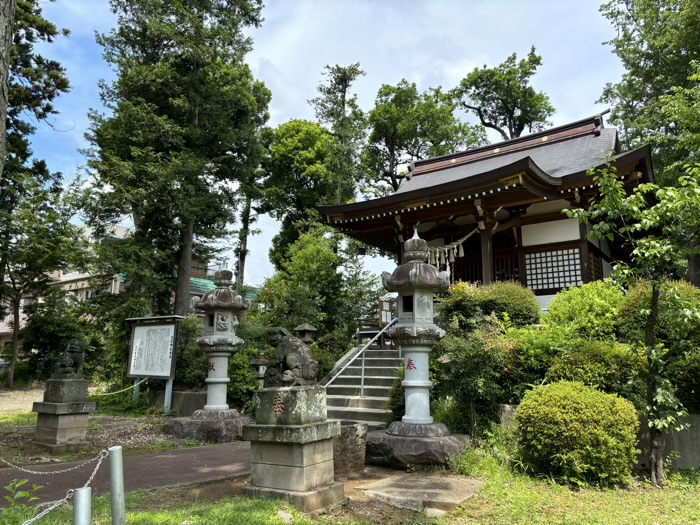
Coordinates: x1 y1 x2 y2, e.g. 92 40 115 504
410 113 607 177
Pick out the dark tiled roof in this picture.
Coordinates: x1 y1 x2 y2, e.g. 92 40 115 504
396 128 617 194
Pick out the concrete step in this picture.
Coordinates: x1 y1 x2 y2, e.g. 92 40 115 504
328 418 388 431
327 407 392 424
351 357 403 368
327 395 389 410
345 365 402 377
361 350 401 359
325 385 392 397
329 375 397 387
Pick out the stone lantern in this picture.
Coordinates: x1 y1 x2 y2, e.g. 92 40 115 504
293 322 317 345
382 229 449 431
193 269 248 415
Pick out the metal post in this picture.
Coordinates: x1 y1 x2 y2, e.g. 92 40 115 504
73 487 91 525
131 378 140 404
164 378 173 414
360 347 366 398
109 446 126 525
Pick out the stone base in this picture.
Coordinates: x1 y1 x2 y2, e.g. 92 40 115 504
191 408 240 420
43 379 90 403
365 429 470 469
333 421 368 478
243 481 345 512
254 386 326 426
163 415 252 443
33 441 90 454
386 421 451 437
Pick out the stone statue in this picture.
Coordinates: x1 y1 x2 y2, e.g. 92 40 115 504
52 339 86 379
263 327 319 387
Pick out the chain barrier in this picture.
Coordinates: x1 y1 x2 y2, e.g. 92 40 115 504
0 449 109 525
90 377 148 396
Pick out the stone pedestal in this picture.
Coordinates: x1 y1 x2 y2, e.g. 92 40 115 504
32 379 95 454
333 421 368 478
243 386 345 511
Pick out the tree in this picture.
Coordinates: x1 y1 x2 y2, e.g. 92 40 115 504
568 160 700 487
1 179 82 387
1 0 70 318
260 119 339 269
309 63 366 204
86 0 270 316
452 47 555 141
364 80 486 194
599 0 700 179
0 0 16 180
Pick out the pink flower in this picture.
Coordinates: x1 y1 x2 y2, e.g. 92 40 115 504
504 368 509 374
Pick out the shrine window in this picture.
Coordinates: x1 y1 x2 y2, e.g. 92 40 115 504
525 248 582 291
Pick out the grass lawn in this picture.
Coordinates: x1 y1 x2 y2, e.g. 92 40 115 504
12 460 699 525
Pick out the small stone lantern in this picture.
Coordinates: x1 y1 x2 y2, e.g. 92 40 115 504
249 349 267 390
382 229 449 432
293 322 317 345
193 269 248 415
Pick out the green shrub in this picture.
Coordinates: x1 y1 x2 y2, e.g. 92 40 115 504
227 319 273 412
432 397 470 434
514 381 639 487
174 316 207 390
544 280 624 340
668 351 700 413
311 329 353 379
439 281 540 333
546 340 646 408
619 280 700 353
387 367 405 423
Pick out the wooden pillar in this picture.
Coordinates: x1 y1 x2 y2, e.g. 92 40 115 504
480 228 493 285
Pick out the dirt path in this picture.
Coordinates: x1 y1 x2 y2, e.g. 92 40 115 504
0 387 43 412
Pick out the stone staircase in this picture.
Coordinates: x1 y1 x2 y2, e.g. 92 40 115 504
325 346 403 430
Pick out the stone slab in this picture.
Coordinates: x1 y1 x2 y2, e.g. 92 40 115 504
36 413 89 430
251 439 333 467
163 416 252 443
251 458 335 492
243 420 340 445
154 391 207 417
243 481 345 512
32 401 95 415
34 425 88 444
360 473 483 511
365 430 470 468
42 379 90 403
32 441 90 454
254 386 326 426
333 421 367 478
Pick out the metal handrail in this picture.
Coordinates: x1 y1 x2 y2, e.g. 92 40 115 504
326 317 398 397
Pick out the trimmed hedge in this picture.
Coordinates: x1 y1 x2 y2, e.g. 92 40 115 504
515 381 639 487
544 280 624 340
440 281 540 331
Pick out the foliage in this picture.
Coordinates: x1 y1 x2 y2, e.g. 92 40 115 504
20 291 88 381
515 381 639 487
567 161 700 486
544 280 624 340
0 479 42 525
174 315 206 390
599 0 700 179
668 351 700 413
452 46 555 140
227 346 259 412
363 79 485 195
85 0 270 315
546 340 646 408
439 281 540 332
618 280 700 353
310 329 353 379
386 366 405 423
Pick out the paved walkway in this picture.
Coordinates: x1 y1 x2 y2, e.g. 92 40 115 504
0 441 251 507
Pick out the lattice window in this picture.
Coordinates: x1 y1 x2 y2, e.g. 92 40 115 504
525 248 581 291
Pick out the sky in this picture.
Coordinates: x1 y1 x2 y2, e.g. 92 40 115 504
28 0 626 286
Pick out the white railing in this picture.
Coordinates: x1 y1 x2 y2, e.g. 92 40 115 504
325 317 398 397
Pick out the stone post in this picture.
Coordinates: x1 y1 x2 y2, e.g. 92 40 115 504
33 340 95 454
163 270 252 442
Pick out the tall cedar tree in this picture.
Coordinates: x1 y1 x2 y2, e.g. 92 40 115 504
452 47 554 141
86 0 270 315
0 0 16 180
0 0 74 387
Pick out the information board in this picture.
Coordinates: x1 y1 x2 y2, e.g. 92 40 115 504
379 300 393 327
127 323 177 379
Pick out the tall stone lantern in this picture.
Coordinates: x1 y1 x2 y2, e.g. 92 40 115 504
193 269 249 416
382 229 450 432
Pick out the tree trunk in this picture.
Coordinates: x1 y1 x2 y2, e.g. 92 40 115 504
645 280 665 487
235 194 252 291
6 295 20 388
173 219 194 317
0 0 15 181
688 241 700 287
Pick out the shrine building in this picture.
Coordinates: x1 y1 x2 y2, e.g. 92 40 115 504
319 114 654 307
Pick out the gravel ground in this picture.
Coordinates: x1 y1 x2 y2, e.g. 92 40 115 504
0 386 44 412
